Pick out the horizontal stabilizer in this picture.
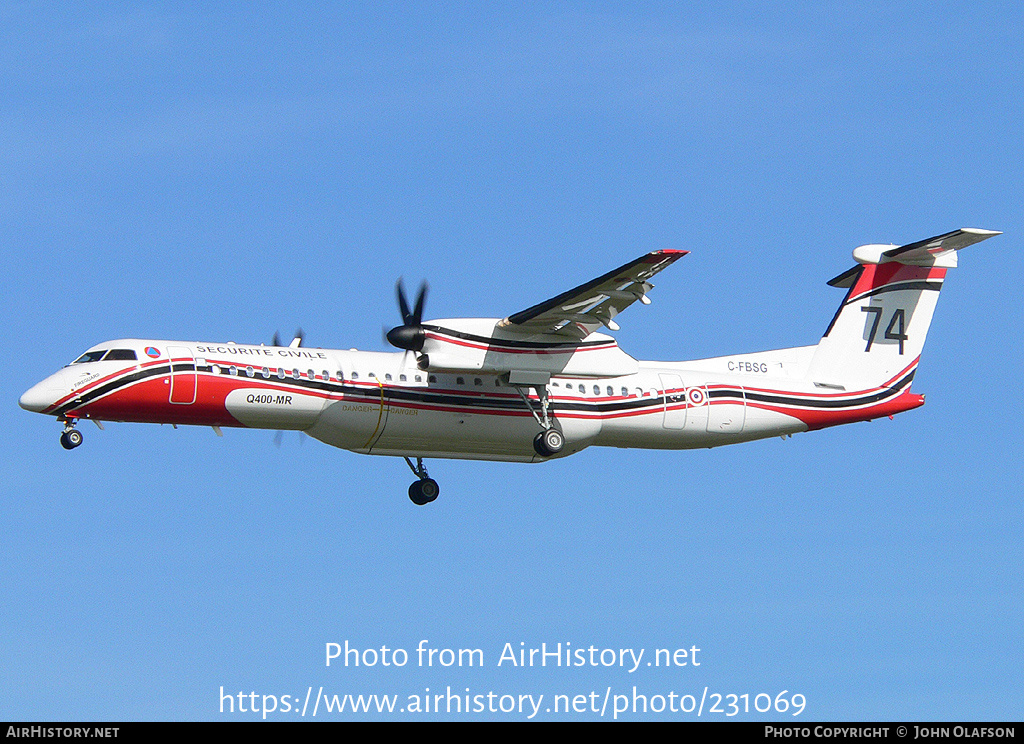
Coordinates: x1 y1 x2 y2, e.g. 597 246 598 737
829 228 1000 287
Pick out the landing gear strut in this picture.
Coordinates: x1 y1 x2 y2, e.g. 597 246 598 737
404 457 439 506
513 384 565 458
60 421 83 450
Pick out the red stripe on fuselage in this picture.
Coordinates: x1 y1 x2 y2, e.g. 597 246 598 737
47 359 168 413
423 331 618 355
67 359 922 432
70 374 240 426
750 390 925 429
70 372 339 427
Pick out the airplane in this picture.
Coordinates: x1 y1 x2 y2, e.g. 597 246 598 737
20 227 999 505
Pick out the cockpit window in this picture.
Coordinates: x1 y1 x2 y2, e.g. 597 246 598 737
71 349 138 364
71 350 108 364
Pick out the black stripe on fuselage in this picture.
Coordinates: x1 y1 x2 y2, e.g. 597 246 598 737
52 363 172 417
740 371 914 410
423 325 609 350
57 360 915 422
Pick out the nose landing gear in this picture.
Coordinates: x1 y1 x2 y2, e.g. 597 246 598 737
404 456 439 506
59 423 83 450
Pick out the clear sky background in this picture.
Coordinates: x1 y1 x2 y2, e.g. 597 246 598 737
3 2 1022 721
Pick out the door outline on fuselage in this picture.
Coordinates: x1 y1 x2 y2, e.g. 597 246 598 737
706 384 745 433
168 346 197 405
659 373 686 430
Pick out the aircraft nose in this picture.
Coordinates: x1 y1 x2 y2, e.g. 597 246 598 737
19 381 55 413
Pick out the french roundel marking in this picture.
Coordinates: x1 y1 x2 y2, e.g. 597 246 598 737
686 387 706 406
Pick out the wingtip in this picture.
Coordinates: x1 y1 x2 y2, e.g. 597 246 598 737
643 249 689 263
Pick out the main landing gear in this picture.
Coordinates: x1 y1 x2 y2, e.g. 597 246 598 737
513 384 565 458
533 427 564 457
59 421 83 450
404 457 439 506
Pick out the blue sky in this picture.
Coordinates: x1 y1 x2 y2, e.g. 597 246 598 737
3 2 1022 720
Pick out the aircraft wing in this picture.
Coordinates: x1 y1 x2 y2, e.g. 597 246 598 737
501 249 688 340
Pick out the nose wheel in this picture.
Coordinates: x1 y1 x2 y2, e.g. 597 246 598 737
404 457 439 505
60 426 83 450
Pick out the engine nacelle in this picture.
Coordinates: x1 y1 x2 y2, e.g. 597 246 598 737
418 318 639 378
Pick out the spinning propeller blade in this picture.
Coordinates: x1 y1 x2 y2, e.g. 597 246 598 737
272 329 304 348
386 279 428 352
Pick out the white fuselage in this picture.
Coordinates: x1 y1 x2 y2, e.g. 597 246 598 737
19 337 923 463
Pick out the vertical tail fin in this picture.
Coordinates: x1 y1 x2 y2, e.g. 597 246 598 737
807 228 999 389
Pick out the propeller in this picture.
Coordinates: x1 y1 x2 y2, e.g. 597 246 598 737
386 279 428 352
269 327 306 448
274 430 307 447
272 329 305 348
